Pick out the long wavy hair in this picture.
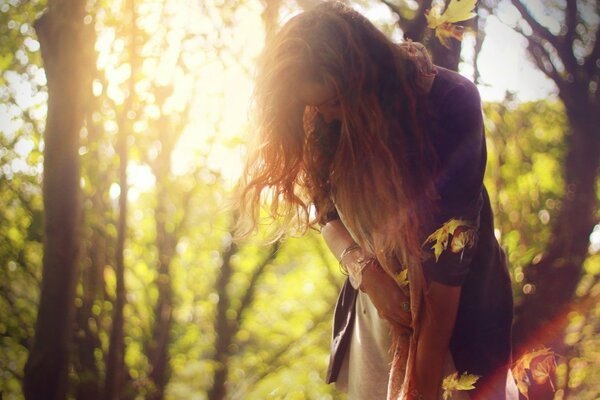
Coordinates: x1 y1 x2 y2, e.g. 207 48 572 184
237 1 438 272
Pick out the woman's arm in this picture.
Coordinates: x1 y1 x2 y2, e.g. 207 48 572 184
321 219 412 328
320 219 355 260
415 282 461 399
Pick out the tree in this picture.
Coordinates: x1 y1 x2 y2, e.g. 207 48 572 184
22 0 94 398
505 0 599 360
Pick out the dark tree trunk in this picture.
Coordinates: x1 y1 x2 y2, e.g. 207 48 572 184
428 35 461 72
146 161 176 400
146 209 175 400
74 236 103 400
74 183 107 400
103 1 138 398
103 111 128 400
381 0 463 72
23 1 92 399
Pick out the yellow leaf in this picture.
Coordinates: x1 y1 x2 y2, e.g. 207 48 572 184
442 372 458 400
443 0 478 23
450 228 476 254
514 348 554 371
395 268 409 288
423 218 473 262
442 371 480 400
531 353 556 385
426 3 445 29
426 0 477 48
512 348 556 399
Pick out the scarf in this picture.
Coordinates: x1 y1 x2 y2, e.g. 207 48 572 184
387 40 436 400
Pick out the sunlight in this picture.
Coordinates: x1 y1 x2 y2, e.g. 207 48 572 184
167 2 264 187
91 0 264 193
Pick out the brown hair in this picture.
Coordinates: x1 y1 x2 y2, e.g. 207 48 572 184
237 1 437 272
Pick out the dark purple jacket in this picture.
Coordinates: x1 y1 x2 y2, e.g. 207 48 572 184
325 67 514 399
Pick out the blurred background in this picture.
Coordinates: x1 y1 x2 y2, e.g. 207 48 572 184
0 0 598 399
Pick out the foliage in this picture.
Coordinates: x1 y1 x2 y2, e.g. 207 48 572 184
483 99 567 295
426 0 477 48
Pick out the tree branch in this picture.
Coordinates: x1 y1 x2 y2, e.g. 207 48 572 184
379 0 412 30
526 38 563 89
236 242 281 323
562 0 579 74
584 17 600 76
510 0 562 52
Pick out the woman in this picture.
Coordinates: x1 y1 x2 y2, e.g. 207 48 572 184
237 2 516 399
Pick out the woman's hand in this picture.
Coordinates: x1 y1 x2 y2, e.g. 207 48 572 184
360 262 412 329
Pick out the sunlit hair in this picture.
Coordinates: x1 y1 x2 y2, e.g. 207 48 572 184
237 1 437 271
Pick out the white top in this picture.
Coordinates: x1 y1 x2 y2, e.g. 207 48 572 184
333 291 499 400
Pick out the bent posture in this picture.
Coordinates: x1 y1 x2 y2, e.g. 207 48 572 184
238 2 516 399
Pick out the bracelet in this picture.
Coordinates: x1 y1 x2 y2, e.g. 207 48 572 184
345 252 375 289
338 243 360 275
339 243 360 262
348 255 374 290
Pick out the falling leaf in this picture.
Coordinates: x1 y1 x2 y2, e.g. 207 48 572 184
512 348 557 399
426 0 477 49
423 218 473 262
442 371 480 400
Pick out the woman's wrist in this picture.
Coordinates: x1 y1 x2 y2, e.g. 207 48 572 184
320 220 355 260
338 244 374 289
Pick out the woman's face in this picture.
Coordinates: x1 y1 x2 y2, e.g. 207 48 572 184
297 81 342 124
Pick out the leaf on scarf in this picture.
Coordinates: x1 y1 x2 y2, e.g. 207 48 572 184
426 0 477 49
512 348 557 399
423 218 473 262
442 371 480 400
395 268 409 288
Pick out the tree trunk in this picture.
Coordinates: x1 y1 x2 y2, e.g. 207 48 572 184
74 188 106 400
146 180 175 400
23 1 92 398
103 1 138 398
103 112 128 400
380 0 463 72
147 133 178 400
507 2 600 371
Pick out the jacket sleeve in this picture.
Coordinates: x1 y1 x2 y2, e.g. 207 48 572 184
422 78 487 286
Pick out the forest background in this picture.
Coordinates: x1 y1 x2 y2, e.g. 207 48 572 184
0 0 599 399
